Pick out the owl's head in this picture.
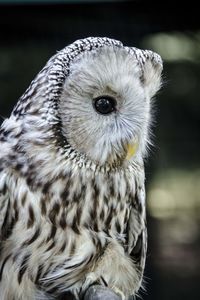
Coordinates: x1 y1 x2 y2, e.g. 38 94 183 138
58 39 162 166
12 37 162 169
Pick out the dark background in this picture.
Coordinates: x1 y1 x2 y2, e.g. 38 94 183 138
0 1 200 299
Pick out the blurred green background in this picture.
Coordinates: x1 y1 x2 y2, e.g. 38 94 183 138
0 1 199 299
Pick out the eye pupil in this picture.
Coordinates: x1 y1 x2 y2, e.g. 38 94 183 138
93 96 116 115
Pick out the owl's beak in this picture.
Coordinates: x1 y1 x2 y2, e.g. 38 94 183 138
125 140 138 160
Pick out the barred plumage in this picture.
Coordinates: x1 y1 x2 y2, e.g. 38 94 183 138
0 37 162 299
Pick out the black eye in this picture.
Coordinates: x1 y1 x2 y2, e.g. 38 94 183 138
93 96 116 115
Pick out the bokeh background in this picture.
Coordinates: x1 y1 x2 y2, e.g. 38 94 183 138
0 1 199 299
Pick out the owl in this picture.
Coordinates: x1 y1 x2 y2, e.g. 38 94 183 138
0 37 162 300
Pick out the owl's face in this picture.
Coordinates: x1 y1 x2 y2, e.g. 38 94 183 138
59 46 162 166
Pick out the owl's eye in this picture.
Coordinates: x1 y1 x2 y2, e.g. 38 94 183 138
93 96 116 115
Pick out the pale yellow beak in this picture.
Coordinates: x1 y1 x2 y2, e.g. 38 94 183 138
125 140 138 160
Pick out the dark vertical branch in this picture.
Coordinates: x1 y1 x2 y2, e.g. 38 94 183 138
84 285 121 300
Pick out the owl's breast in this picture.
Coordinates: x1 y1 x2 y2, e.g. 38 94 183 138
35 165 140 241
59 166 138 240
6 160 142 244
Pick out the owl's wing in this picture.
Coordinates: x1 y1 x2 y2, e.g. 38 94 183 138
127 183 147 274
0 172 11 241
127 207 147 271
